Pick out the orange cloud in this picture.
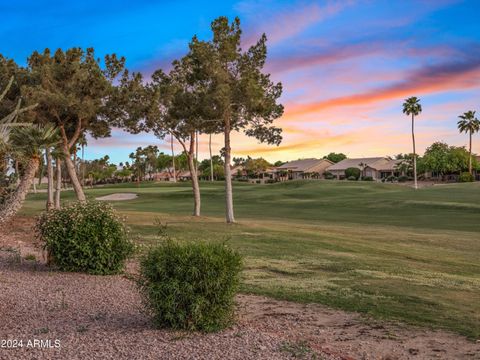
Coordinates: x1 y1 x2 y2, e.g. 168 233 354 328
285 57 480 117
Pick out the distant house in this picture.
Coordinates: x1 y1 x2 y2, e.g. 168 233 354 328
326 157 401 180
152 169 191 182
275 158 334 180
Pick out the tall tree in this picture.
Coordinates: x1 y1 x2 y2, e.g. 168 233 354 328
457 110 480 175
23 48 126 201
402 96 422 190
144 55 207 216
192 17 283 223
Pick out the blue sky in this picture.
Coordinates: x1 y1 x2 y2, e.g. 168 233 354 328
2 0 480 163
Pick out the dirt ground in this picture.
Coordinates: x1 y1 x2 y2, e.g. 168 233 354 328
1 217 479 360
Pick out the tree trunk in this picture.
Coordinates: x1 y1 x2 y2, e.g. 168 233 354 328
469 130 472 174
55 158 61 209
223 118 235 223
209 133 214 181
179 134 201 217
63 148 86 201
171 133 177 182
0 157 39 225
59 123 85 201
412 114 418 190
46 148 54 210
187 153 201 217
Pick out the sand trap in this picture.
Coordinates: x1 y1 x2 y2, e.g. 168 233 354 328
96 193 138 201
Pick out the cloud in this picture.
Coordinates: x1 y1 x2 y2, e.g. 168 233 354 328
285 53 480 117
241 1 354 47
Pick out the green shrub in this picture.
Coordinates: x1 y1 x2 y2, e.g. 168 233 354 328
347 176 357 181
398 175 409 182
323 171 334 180
362 176 373 181
459 172 474 182
36 201 134 275
345 167 360 180
139 240 242 332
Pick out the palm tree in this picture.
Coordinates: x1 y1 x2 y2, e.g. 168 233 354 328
0 125 59 225
457 110 480 175
403 96 422 189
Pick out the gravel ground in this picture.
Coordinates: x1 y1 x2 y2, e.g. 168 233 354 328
1 218 479 360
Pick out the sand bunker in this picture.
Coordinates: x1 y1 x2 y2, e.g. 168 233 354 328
96 193 138 201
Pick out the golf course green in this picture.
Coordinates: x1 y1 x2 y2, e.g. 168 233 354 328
21 180 480 338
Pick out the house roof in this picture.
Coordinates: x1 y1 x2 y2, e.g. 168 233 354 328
327 157 399 171
276 158 333 172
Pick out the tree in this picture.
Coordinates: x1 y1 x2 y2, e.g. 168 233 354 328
421 142 474 179
23 48 127 201
0 125 59 225
144 51 210 217
402 96 422 189
323 152 347 163
244 157 271 178
193 17 283 223
199 155 224 180
457 110 480 174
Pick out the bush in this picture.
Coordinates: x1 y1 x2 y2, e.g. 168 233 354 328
398 175 409 182
36 201 134 275
139 241 242 332
323 171 335 180
459 172 474 182
362 176 373 181
347 176 357 181
345 167 360 180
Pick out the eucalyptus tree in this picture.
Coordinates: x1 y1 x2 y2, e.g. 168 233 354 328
23 48 127 201
190 17 284 223
402 96 422 190
457 110 480 174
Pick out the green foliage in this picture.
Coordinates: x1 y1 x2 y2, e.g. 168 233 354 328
362 176 374 181
422 142 473 176
398 175 409 182
36 201 133 274
459 172 474 182
323 152 347 163
324 171 335 180
347 176 357 181
345 167 360 180
139 240 242 332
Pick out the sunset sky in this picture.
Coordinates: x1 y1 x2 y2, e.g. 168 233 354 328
2 0 480 164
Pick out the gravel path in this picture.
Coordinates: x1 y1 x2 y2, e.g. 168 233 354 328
1 218 479 360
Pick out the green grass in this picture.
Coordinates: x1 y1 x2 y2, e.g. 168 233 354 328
20 180 480 338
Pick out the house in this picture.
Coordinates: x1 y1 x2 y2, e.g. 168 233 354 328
275 158 334 180
326 157 401 180
152 169 192 182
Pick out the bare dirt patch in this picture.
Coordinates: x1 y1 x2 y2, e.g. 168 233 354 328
1 219 478 359
96 193 138 201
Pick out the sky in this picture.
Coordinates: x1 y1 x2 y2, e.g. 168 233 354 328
2 0 480 164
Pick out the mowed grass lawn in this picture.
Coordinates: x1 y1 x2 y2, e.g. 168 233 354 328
20 180 480 338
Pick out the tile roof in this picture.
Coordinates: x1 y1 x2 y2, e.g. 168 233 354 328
276 158 332 172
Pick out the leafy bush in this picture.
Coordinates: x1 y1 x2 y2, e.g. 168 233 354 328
347 176 357 181
362 176 373 181
139 240 242 332
345 167 360 180
323 171 335 180
36 201 134 275
398 175 409 182
459 172 474 182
